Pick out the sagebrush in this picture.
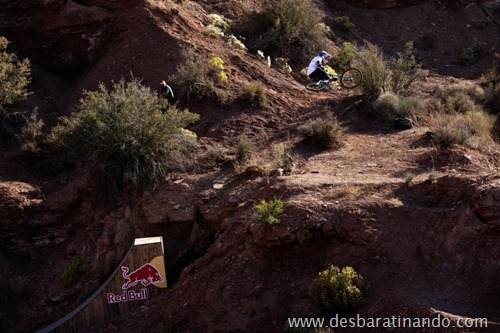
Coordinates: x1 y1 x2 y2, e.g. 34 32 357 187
171 48 225 99
49 78 199 186
256 0 326 65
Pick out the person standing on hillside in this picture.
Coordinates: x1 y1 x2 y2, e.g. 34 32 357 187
158 80 175 104
307 51 333 82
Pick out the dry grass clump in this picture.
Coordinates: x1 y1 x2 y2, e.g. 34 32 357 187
238 81 268 107
297 116 343 149
372 92 427 124
234 141 296 178
431 110 496 148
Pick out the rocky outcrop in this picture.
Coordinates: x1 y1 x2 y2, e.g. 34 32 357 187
471 179 500 225
0 0 117 74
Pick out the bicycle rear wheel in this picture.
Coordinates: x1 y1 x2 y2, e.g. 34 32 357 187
340 68 362 89
306 81 330 91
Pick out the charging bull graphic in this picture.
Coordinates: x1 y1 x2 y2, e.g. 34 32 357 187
121 263 164 290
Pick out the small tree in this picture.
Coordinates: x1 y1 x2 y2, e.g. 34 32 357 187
254 199 284 225
49 78 199 186
0 36 31 125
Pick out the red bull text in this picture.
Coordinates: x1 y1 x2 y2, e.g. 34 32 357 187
107 288 148 304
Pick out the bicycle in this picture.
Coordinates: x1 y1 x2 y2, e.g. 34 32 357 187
305 67 363 91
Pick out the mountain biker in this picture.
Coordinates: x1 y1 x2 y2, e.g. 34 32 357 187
307 51 333 82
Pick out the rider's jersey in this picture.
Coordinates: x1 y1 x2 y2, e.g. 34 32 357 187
307 56 324 76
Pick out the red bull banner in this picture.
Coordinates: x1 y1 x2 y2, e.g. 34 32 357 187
37 237 167 333
107 257 167 304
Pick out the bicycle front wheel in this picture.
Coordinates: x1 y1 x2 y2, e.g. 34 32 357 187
340 68 362 89
306 82 329 92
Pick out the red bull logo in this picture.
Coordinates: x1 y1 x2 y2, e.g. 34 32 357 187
107 288 148 304
121 263 164 290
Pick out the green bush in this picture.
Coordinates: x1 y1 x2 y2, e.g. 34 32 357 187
61 259 90 287
309 265 364 314
352 42 427 96
171 47 224 99
459 42 487 66
352 43 389 96
0 36 31 127
297 116 342 149
254 199 284 225
238 81 268 107
336 41 357 69
49 78 199 185
472 16 491 29
334 16 355 33
371 92 425 124
256 0 326 65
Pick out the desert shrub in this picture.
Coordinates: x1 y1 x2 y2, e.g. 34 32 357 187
436 81 485 115
437 81 485 104
275 57 292 73
334 15 355 33
171 48 226 99
372 92 403 123
206 13 232 32
236 134 255 161
352 43 389 96
256 0 326 65
472 16 491 29
317 23 336 41
389 42 428 94
431 110 495 148
226 34 248 53
336 41 356 69
352 42 427 96
61 259 89 287
206 25 225 37
196 143 226 169
297 116 342 149
485 83 500 115
309 265 364 314
20 110 44 153
238 81 268 107
459 42 487 66
49 78 199 185
0 36 31 128
9 276 30 296
372 92 425 124
209 56 228 84
254 199 284 225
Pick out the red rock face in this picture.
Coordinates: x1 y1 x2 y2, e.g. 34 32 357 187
0 0 140 75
